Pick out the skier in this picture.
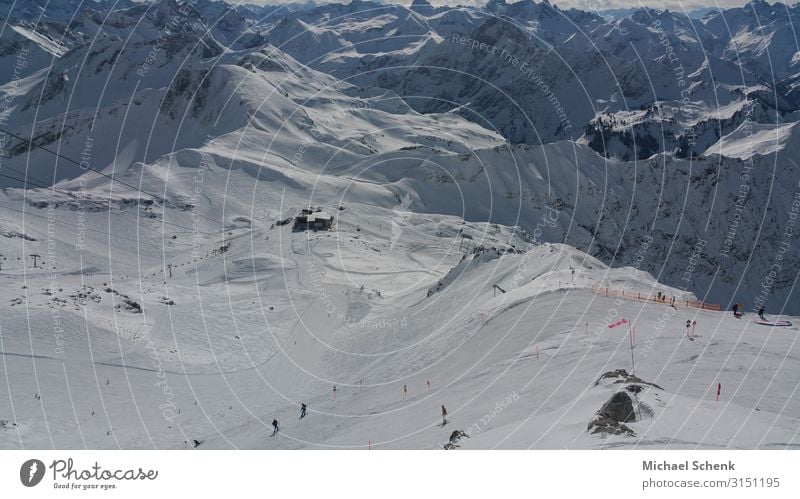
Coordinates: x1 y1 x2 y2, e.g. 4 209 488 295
444 430 469 450
758 306 766 320
441 405 448 425
449 429 468 444
272 419 279 436
732 303 739 317
300 403 307 419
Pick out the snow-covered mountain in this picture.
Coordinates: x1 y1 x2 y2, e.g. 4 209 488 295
3 0 796 312
253 0 800 158
1 0 799 450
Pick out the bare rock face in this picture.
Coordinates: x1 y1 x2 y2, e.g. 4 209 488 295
600 391 636 423
594 369 663 390
587 417 636 436
588 392 637 437
588 369 660 437
0 419 19 430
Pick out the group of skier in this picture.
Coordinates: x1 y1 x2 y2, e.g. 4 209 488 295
731 303 767 320
271 402 309 436
271 381 449 438
655 292 676 306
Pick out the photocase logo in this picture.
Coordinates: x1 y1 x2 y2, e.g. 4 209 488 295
20 459 45 487
390 192 413 251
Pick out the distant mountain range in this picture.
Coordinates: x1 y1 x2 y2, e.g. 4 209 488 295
1 0 799 313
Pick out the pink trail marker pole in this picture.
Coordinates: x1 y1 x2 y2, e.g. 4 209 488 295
716 383 721 402
536 345 539 359
585 322 588 336
692 321 697 337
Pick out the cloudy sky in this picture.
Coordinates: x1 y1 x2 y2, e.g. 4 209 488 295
236 0 771 13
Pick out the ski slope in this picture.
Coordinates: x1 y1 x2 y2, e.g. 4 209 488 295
1 197 798 449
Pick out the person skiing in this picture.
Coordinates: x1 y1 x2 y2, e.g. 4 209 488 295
758 306 766 320
732 303 739 317
441 405 448 425
272 419 279 436
300 403 307 419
